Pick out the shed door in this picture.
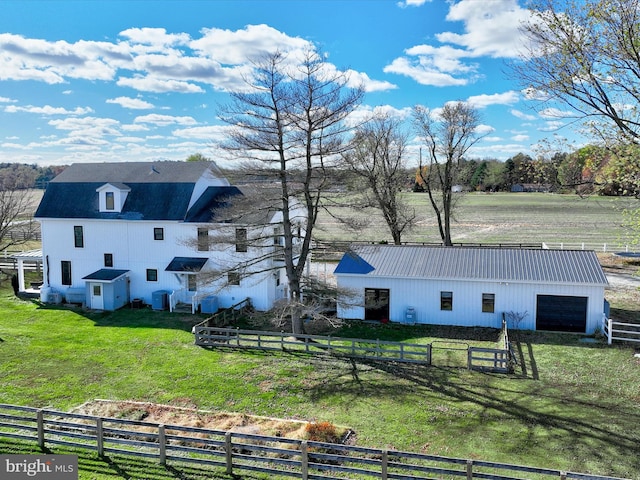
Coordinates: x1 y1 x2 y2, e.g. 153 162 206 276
536 295 587 332
90 283 104 310
365 288 390 322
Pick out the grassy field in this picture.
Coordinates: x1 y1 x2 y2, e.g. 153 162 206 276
316 192 635 248
0 285 639 479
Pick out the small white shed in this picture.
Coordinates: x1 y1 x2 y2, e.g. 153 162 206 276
334 245 609 334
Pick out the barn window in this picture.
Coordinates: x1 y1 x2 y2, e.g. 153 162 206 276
188 275 197 292
440 291 453 311
154 228 164 241
104 253 113 267
482 293 495 313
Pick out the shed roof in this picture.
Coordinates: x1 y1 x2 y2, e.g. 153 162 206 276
334 245 608 285
82 269 130 282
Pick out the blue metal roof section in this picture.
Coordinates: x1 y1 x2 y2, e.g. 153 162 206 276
334 249 376 275
185 186 242 223
334 245 608 285
82 269 130 281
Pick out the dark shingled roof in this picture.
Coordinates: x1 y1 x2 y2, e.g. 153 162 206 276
82 269 130 281
35 162 242 222
334 245 609 285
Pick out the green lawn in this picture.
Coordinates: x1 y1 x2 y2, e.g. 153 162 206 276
0 288 639 479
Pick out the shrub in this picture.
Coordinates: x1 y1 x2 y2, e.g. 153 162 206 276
305 421 340 444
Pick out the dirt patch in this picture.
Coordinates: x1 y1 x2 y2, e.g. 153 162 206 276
70 399 350 442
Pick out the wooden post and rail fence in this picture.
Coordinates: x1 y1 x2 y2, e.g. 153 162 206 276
193 319 513 372
0 404 628 480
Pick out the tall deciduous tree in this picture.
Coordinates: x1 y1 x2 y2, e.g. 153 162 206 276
413 102 482 246
0 178 38 251
514 0 640 142
342 114 415 245
218 50 364 334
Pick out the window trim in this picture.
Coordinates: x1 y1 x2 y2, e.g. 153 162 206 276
154 227 164 241
104 253 113 268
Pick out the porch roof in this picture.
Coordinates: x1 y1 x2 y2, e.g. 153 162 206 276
82 269 130 282
165 257 208 273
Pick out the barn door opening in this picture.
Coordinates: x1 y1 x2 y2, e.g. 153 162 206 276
536 295 587 332
365 288 390 322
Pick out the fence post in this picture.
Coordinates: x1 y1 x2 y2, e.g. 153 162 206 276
225 431 233 475
467 348 473 370
381 449 388 480
607 318 613 345
301 440 309 480
560 472 567 480
96 418 104 457
37 410 44 450
427 343 432 365
466 459 473 479
158 425 166 465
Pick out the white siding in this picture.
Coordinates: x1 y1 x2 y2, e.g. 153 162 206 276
336 274 605 334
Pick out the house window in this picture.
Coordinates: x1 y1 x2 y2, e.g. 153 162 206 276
228 271 241 286
236 228 248 252
440 291 453 311
105 191 115 210
74 225 84 248
154 228 164 241
482 293 495 313
104 253 113 267
188 275 197 292
146 269 158 282
197 228 209 251
61 261 72 286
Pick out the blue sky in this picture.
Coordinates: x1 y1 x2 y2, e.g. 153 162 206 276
0 0 580 168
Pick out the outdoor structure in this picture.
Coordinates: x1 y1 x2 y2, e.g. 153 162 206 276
334 245 609 334
34 161 301 312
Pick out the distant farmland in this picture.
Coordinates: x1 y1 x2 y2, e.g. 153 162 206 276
315 192 635 250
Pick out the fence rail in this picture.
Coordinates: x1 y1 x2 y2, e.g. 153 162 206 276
194 326 513 372
0 404 628 480
602 317 640 345
193 327 433 365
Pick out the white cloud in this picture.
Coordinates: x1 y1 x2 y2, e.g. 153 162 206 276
476 124 496 135
384 55 472 87
511 109 537 121
134 114 197 126
106 96 154 109
172 125 229 140
397 0 431 7
466 91 519 108
345 69 397 92
5 104 93 115
539 107 575 119
117 75 205 93
119 27 190 47
0 97 17 103
511 134 529 142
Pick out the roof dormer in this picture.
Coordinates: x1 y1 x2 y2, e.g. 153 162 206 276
96 183 130 213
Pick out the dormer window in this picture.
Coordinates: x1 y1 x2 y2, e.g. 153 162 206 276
96 183 130 213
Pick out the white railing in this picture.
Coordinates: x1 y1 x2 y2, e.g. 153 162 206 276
602 316 640 345
542 242 634 252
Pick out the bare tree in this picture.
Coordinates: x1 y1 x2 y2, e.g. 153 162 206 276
413 102 483 246
513 0 640 143
217 50 364 334
342 114 415 244
0 178 37 252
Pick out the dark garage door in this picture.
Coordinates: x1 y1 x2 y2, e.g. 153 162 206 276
536 295 587 332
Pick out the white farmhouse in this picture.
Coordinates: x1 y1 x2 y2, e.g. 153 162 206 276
35 161 300 312
334 244 609 334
